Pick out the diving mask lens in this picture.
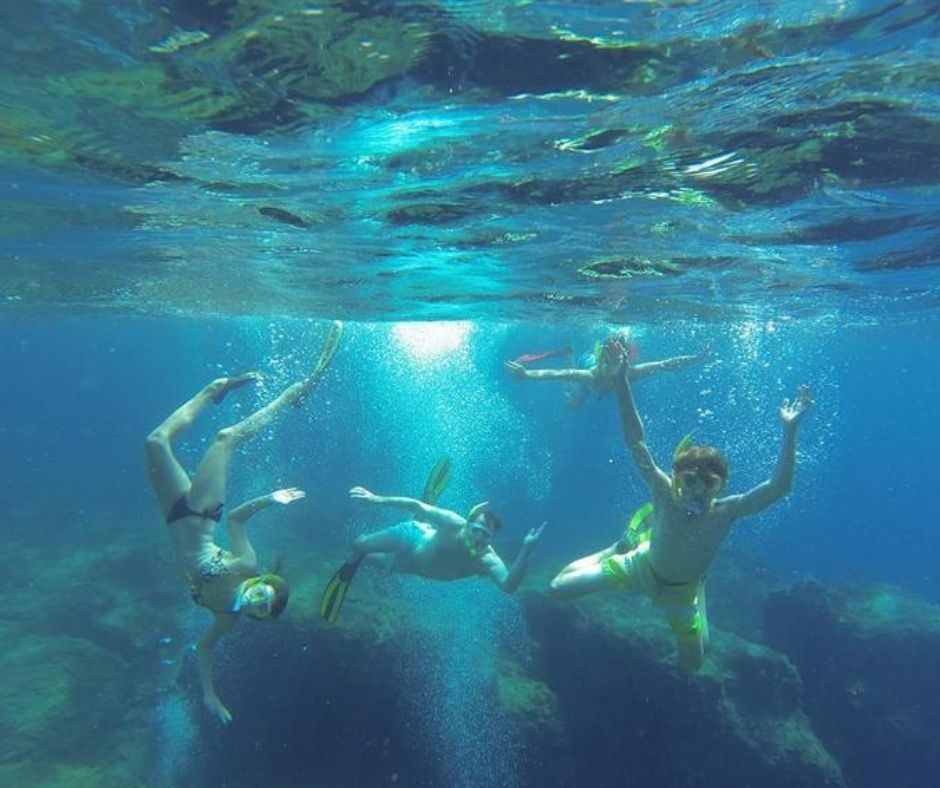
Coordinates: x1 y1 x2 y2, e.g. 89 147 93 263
235 582 274 616
678 471 723 495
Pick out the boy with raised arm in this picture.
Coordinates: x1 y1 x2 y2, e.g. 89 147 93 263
550 342 813 670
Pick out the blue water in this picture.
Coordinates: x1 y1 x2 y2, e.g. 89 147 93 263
3 314 936 593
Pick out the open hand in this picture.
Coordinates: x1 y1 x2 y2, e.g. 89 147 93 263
523 522 547 548
781 385 814 427
272 487 306 505
204 693 233 724
349 486 377 504
602 339 627 375
504 360 528 378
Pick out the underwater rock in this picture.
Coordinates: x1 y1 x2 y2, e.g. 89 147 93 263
166 554 848 787
494 653 566 773
0 633 130 762
522 590 845 788
764 581 940 788
1 535 187 783
12 533 933 788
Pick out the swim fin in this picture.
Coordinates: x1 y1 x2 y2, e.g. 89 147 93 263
312 320 344 378
421 455 452 505
319 555 362 624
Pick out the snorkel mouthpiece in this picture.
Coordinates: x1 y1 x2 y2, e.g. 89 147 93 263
462 533 480 558
231 584 248 613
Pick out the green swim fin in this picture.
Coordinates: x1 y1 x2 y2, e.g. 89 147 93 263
312 320 344 378
319 556 362 624
421 455 452 504
624 501 655 549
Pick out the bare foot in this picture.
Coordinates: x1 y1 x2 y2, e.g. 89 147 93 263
212 372 262 404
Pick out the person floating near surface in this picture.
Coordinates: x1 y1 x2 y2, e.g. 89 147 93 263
549 340 813 671
505 331 710 409
320 478 545 623
145 320 343 723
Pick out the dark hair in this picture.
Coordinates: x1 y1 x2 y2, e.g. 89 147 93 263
672 445 729 482
472 508 502 533
257 573 289 618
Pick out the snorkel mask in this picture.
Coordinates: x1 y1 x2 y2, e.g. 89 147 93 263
671 432 717 518
231 577 275 616
463 502 493 557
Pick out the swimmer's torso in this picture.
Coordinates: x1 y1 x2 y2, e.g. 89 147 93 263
647 498 734 583
408 522 488 580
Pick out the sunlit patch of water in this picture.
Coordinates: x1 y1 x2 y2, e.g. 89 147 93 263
393 320 474 363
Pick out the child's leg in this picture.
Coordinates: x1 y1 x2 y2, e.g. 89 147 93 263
552 545 616 581
551 544 649 600
661 584 709 672
145 376 254 515
674 627 706 672
549 555 611 600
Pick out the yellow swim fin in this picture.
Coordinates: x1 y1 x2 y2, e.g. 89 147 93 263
312 320 344 378
624 501 655 548
319 556 361 624
421 455 452 505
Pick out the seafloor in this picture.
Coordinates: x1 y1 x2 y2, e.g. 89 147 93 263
3 511 938 788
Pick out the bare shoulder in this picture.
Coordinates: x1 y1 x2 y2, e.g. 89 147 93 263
710 496 746 525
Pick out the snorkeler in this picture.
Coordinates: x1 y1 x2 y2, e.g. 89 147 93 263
320 485 545 623
549 340 813 671
505 331 709 409
145 320 343 723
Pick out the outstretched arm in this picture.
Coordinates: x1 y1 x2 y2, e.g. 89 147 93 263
723 386 814 520
196 613 236 724
505 361 594 384
349 486 465 532
226 488 306 570
483 523 546 593
629 343 710 382
612 347 672 497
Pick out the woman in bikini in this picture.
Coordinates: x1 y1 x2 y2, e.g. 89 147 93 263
145 322 341 722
